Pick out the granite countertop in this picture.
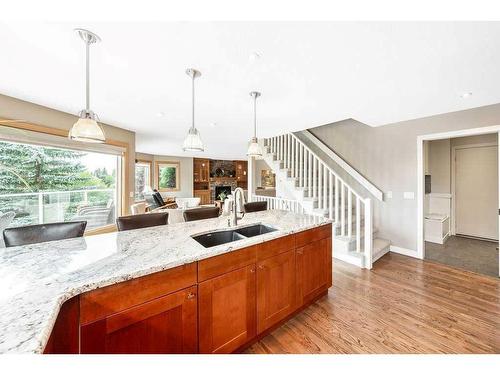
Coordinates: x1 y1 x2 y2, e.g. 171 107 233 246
0 210 332 354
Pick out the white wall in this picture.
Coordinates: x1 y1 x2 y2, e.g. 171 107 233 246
428 139 451 193
309 103 500 253
427 133 498 195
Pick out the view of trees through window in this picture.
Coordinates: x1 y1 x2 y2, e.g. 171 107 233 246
135 162 151 201
0 140 118 230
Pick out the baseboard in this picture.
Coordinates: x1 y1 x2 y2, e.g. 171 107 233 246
390 245 419 258
333 251 364 267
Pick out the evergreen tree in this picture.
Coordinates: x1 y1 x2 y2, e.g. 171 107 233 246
160 166 177 189
0 141 92 194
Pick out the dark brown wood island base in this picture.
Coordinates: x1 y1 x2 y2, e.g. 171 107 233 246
43 223 332 354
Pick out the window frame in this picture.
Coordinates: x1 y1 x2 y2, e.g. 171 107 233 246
134 159 153 202
0 118 130 234
155 161 181 192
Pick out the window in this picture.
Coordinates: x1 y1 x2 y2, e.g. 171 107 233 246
0 140 120 231
156 161 180 192
135 160 152 201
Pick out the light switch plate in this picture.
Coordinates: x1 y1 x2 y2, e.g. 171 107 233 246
403 191 415 200
386 191 393 199
129 192 134 198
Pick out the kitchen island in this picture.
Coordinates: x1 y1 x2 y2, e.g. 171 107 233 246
0 210 332 354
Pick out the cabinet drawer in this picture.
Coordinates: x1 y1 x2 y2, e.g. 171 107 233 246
81 286 198 354
295 224 331 248
198 245 257 282
80 263 197 325
257 234 295 260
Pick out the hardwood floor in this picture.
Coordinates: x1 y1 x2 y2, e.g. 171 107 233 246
245 253 500 354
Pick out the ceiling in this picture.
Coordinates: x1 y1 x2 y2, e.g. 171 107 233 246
0 21 499 159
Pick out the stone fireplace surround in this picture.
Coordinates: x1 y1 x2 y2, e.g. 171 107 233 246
211 179 237 202
209 160 238 202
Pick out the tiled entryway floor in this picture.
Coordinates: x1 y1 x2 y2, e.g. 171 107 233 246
425 235 498 277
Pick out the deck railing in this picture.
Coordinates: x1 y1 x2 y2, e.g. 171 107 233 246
0 188 116 229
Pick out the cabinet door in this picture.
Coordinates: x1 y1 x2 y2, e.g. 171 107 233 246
198 265 256 353
256 249 296 333
43 296 80 354
296 237 332 305
81 286 198 354
202 191 211 205
194 190 209 205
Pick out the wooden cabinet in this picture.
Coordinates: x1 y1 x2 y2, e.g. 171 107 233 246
81 286 197 354
193 158 210 182
198 265 256 353
79 264 197 354
235 161 247 181
194 158 211 203
256 249 297 333
235 160 248 189
44 225 332 354
43 296 80 354
194 189 211 205
296 236 332 305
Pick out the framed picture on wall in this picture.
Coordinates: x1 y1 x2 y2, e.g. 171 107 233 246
156 161 181 191
261 170 275 187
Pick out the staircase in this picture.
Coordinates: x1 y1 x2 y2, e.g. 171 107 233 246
254 133 390 269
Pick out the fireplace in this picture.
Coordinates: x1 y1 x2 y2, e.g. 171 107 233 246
215 185 232 201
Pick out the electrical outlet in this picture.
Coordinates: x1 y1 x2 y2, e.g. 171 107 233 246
129 192 134 198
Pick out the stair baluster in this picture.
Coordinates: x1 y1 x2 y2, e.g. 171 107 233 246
259 133 376 269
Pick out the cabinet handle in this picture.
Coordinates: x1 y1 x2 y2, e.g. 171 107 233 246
187 292 196 299
250 268 255 273
297 250 303 255
258 265 265 270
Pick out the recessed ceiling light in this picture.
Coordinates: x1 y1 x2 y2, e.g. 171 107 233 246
156 112 165 117
460 92 472 98
249 52 261 61
210 122 217 127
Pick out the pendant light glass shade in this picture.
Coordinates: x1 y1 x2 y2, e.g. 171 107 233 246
69 29 105 143
247 91 263 157
69 110 105 143
182 127 204 152
182 68 204 152
247 137 262 157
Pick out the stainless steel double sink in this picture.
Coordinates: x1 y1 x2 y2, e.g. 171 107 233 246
192 224 277 248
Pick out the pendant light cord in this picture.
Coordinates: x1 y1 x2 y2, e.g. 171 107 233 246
253 94 257 138
85 41 90 112
191 74 195 130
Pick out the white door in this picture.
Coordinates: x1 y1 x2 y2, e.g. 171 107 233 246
455 145 499 240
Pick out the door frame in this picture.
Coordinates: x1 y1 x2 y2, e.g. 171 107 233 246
451 142 498 238
416 125 500 261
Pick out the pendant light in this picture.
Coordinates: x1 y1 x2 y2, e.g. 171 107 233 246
247 91 263 157
68 29 106 143
182 68 204 152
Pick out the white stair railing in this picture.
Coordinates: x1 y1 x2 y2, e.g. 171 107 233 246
252 195 305 214
263 133 373 269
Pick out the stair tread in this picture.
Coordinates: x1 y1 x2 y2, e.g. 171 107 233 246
333 227 379 242
373 238 391 253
